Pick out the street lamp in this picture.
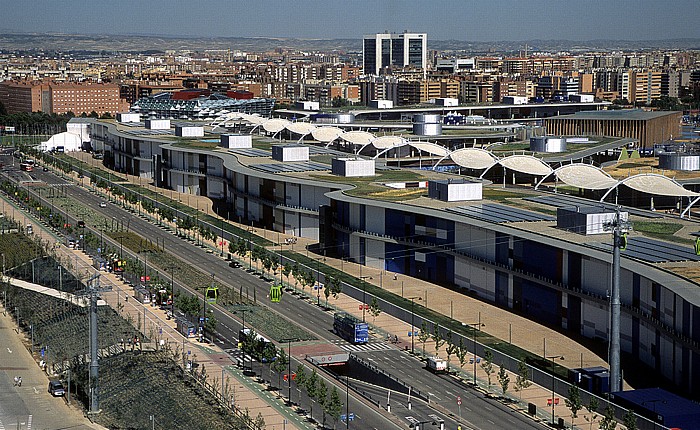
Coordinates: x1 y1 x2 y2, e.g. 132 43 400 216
280 338 296 405
407 296 420 355
547 355 565 426
466 313 484 387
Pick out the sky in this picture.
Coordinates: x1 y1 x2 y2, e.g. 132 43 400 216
1 0 699 41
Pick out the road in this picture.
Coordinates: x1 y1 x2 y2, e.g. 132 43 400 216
8 159 551 430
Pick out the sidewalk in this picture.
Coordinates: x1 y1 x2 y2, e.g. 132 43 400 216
0 195 303 430
0 304 105 430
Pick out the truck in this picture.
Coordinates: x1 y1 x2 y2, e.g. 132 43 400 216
426 356 447 373
333 312 369 344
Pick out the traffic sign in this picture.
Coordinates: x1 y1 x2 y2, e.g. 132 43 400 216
457 396 462 405
547 398 560 406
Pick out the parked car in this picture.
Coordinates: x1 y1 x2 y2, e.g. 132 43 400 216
48 380 65 396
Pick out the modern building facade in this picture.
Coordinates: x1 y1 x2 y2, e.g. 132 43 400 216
543 110 682 149
79 117 700 398
363 32 427 76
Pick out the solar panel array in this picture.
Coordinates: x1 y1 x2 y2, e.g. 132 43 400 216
127 129 174 136
587 236 700 263
229 148 270 157
253 161 330 174
525 195 664 219
447 203 555 223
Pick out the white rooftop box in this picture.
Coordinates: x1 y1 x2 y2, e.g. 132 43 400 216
145 119 171 130
369 99 393 109
175 125 204 137
434 98 458 107
295 101 320 111
557 206 629 235
117 112 141 123
428 179 482 202
331 158 375 177
220 134 252 149
272 145 309 162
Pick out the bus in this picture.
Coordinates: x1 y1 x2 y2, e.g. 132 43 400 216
20 162 34 171
238 328 276 362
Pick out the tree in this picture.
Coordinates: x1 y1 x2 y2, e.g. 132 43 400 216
599 403 618 430
514 360 532 401
623 409 638 430
456 337 468 370
565 384 582 428
583 396 599 430
497 362 510 397
261 342 277 384
368 296 381 325
432 323 445 357
445 331 457 371
317 378 328 427
329 275 342 301
254 412 265 430
480 350 495 392
296 364 307 388
306 369 319 422
282 263 292 287
272 347 289 394
204 314 217 342
418 321 431 357
326 386 343 429
323 278 331 307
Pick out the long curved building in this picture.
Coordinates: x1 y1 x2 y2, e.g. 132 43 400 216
82 118 700 397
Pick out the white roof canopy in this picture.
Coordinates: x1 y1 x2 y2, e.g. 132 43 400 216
262 118 290 133
311 126 343 143
450 147 499 170
340 130 376 146
371 135 405 149
408 141 450 157
551 164 619 190
286 122 316 135
497 154 553 176
619 174 700 197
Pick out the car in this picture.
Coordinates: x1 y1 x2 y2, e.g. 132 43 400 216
42 167 49 172
48 380 65 397
77 220 85 228
99 202 107 208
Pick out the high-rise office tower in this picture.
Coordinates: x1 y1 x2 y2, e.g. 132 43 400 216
363 32 427 76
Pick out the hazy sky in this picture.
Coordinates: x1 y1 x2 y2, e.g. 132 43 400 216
1 0 699 41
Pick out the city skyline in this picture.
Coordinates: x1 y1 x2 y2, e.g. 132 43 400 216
1 0 700 43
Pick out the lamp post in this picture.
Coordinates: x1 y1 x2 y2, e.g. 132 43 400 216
316 258 321 306
466 313 483 387
168 266 177 317
280 338 295 405
149 415 155 430
547 355 565 426
407 297 419 355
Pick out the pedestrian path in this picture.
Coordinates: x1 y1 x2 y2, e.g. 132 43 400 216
329 339 395 353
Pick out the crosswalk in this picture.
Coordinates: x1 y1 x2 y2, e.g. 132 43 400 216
331 340 394 353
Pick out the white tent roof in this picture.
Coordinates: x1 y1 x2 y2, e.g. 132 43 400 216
311 126 343 143
340 130 376 146
553 164 619 190
286 122 316 135
40 132 82 152
409 141 450 157
371 135 405 149
450 148 499 170
619 174 700 197
262 118 290 133
498 154 553 176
